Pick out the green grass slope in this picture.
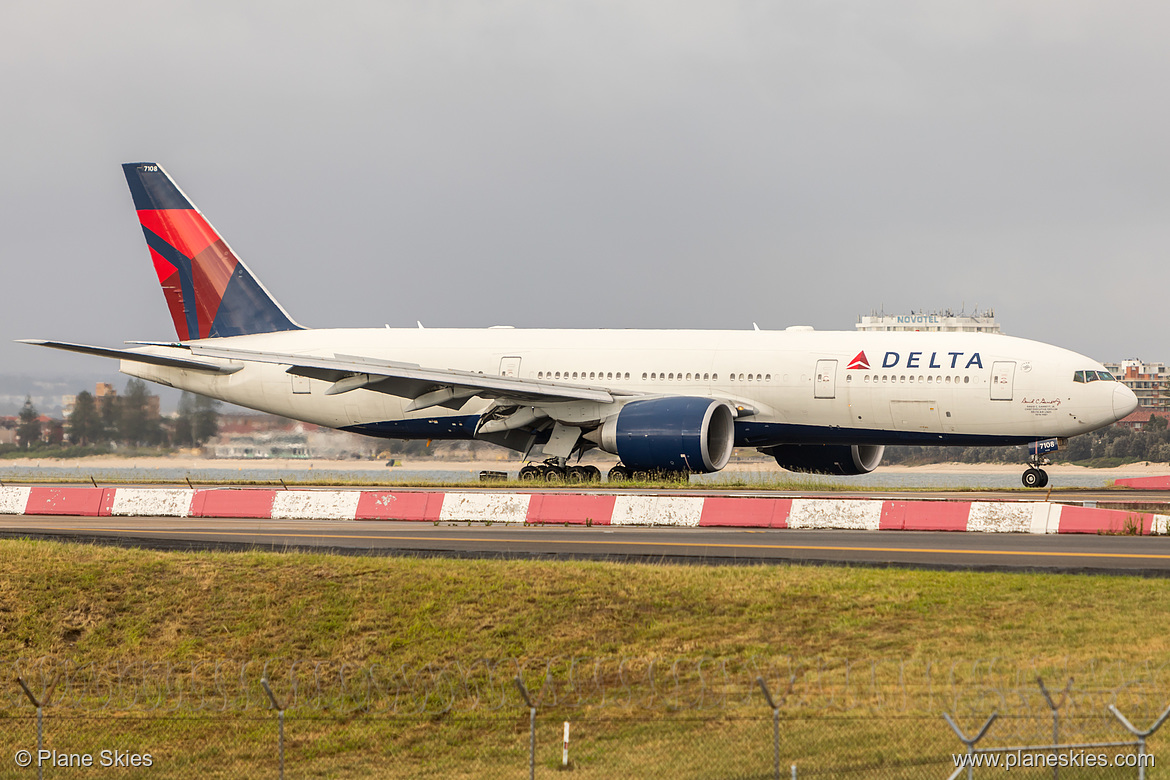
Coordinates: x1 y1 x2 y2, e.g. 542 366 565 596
2 539 1168 664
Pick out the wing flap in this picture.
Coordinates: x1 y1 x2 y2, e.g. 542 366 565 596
187 344 617 404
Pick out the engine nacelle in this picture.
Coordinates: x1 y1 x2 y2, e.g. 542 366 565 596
762 444 885 476
590 397 736 473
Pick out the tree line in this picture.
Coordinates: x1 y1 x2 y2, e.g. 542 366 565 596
883 416 1170 467
10 379 219 452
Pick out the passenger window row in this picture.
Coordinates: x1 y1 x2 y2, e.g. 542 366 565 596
642 372 720 382
851 374 971 385
537 371 631 381
533 371 778 383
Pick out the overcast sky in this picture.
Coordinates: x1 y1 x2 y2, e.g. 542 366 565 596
3 1 1168 380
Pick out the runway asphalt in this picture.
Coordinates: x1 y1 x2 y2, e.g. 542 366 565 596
5 515 1170 576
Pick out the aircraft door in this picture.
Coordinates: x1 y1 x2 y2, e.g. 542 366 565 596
990 361 1015 401
499 356 522 377
814 359 837 399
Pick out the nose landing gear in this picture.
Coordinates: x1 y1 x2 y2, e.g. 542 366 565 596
1021 438 1062 488
1022 465 1049 488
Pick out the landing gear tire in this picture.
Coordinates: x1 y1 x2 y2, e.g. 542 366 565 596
584 465 602 482
519 465 541 481
608 465 631 482
1022 468 1049 488
543 465 566 482
566 466 588 484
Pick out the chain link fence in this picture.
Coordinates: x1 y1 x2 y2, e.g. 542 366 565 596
0 657 1166 777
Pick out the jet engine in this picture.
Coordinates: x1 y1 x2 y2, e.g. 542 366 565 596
588 397 736 473
762 444 885 476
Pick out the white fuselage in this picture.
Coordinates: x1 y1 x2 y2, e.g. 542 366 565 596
120 327 1133 449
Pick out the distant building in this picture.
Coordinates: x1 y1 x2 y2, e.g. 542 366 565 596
1103 359 1168 410
208 432 312 459
0 414 56 445
207 413 375 459
1116 409 1170 431
855 309 1001 334
62 382 158 419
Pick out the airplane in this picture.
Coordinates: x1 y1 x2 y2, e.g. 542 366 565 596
21 163 1139 488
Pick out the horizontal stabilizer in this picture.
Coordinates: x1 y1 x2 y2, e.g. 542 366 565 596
18 340 242 374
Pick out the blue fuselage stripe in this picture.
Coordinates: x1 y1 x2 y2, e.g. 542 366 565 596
342 417 1032 448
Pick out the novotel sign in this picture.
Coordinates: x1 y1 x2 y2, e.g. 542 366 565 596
894 315 940 324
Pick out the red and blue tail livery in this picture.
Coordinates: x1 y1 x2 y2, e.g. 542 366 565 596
122 163 301 340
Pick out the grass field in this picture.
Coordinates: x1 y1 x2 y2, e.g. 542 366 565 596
2 539 1168 777
4 538 1170 663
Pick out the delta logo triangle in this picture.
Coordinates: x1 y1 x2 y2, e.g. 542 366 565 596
848 351 870 370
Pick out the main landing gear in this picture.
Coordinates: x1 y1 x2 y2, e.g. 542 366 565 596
607 465 689 483
519 461 689 483
519 462 602 483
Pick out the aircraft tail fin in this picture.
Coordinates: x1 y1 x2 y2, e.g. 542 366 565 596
122 162 303 340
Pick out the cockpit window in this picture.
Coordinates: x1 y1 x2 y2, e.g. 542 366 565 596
1074 369 1117 383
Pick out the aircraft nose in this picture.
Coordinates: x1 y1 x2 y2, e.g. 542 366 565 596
1114 383 1139 420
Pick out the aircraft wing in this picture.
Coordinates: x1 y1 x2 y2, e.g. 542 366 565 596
187 343 620 410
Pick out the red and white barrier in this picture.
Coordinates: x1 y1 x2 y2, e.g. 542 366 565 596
111 488 193 518
272 490 361 521
1114 475 1170 490
0 487 32 515
1 486 1168 535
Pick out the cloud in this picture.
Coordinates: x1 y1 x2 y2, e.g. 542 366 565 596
2 0 1167 376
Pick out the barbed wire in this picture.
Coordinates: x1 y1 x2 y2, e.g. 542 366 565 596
4 657 1169 723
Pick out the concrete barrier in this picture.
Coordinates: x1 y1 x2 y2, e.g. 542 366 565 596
527 494 616 525
880 500 970 532
356 491 444 522
1058 505 1152 535
788 499 883 530
191 489 277 519
25 487 114 517
110 488 193 517
5 486 1170 535
439 492 530 524
0 486 32 515
611 496 705 527
1113 475 1170 490
699 497 790 528
271 490 361 520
